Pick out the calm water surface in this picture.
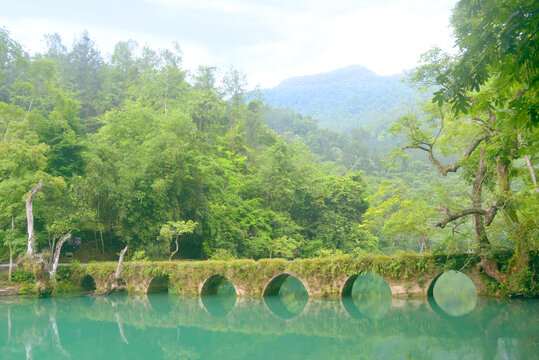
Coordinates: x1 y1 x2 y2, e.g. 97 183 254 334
0 275 537 359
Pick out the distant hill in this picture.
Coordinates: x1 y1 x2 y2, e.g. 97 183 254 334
258 65 421 132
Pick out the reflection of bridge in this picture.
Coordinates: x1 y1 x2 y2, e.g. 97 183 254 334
1 295 532 360
82 256 489 302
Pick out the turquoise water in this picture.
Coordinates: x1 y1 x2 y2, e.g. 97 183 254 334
0 277 537 359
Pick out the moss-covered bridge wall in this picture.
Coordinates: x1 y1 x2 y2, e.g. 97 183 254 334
81 253 493 297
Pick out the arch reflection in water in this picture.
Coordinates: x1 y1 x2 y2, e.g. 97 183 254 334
428 270 477 317
341 271 391 319
147 293 174 315
263 274 309 320
200 275 237 316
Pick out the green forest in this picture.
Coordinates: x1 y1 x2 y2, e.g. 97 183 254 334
0 0 537 294
258 64 421 132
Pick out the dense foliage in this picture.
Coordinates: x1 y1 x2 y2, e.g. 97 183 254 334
0 29 377 261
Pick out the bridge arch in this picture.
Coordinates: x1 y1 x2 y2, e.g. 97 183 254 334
147 274 169 294
80 274 96 292
339 270 392 320
427 270 477 318
263 273 310 320
199 274 237 316
263 272 311 297
200 274 238 296
340 274 363 319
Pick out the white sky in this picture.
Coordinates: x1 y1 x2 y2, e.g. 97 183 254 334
0 0 457 88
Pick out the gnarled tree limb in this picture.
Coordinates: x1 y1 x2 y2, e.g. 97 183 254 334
169 236 179 261
525 155 539 193
403 133 487 176
435 204 498 228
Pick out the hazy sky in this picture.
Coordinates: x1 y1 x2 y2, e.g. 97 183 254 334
1 0 457 88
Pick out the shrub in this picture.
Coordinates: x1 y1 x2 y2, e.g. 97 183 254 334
210 249 236 261
18 282 38 296
53 280 82 295
10 269 35 283
131 250 149 261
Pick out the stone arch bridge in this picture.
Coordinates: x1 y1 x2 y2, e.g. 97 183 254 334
81 254 489 297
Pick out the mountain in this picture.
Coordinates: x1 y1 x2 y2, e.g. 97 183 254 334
258 65 421 132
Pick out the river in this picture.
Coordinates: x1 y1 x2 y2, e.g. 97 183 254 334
0 272 537 359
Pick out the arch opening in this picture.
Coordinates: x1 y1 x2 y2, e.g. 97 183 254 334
263 274 309 320
81 275 96 292
200 275 237 317
341 271 391 320
147 275 169 294
341 274 362 319
428 270 477 317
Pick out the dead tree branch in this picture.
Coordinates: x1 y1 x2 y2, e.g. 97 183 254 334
49 232 72 279
26 180 43 257
114 246 128 280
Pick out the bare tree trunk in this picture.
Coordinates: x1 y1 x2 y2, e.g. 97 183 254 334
169 236 179 261
114 246 128 280
49 232 71 279
105 246 128 294
164 88 168 118
517 133 538 193
472 149 490 249
23 98 34 122
524 155 539 193
497 157 519 224
8 214 14 282
26 180 43 257
100 230 105 254
8 245 12 283
415 229 428 252
417 238 424 253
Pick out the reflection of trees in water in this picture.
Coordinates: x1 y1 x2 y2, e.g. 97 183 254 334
0 296 537 359
349 271 392 319
201 279 237 317
161 340 201 360
278 277 309 315
432 271 477 317
264 276 309 319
